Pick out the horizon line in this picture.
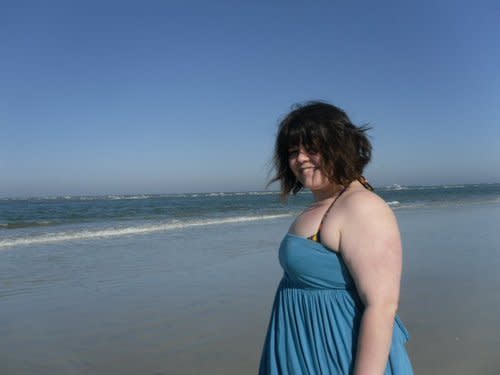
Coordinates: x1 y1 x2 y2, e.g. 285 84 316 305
1 181 499 200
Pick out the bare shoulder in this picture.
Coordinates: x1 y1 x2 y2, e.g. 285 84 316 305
341 188 395 220
319 186 397 252
336 187 401 256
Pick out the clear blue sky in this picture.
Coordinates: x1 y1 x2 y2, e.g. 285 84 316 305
1 0 499 197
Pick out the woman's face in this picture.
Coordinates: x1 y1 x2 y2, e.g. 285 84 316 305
288 145 332 191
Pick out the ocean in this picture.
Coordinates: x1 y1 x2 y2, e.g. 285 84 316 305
2 183 499 250
1 183 500 374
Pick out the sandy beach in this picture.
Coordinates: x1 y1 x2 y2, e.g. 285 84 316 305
1 201 500 374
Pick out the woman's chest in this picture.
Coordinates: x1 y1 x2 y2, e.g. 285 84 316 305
289 206 344 251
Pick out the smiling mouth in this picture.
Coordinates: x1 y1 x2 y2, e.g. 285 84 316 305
299 167 315 172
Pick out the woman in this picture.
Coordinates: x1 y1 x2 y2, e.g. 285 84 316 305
259 102 414 374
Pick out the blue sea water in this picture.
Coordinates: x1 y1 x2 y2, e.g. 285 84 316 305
1 183 499 249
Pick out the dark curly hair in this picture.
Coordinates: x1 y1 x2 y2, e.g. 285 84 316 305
268 101 373 200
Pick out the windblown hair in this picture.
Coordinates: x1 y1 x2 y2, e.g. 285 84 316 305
268 101 372 200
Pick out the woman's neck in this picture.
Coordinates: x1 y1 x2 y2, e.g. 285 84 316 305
311 180 365 202
311 183 346 202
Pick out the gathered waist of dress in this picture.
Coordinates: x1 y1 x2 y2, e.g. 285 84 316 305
280 274 357 293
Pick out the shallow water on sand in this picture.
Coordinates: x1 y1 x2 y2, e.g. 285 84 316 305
1 203 499 374
397 204 500 374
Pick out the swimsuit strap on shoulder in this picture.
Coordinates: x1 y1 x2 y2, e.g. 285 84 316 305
307 177 374 242
307 187 348 242
358 175 374 191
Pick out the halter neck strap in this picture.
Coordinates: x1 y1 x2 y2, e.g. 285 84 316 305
307 176 373 242
307 186 348 242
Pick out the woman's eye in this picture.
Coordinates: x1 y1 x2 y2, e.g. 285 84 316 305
288 150 299 158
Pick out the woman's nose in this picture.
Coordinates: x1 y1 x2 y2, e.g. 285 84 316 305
296 149 309 162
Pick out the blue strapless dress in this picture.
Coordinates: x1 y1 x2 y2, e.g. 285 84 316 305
259 233 414 374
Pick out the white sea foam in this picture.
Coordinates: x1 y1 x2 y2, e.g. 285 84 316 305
0 220 54 229
75 195 153 201
248 191 280 195
0 214 292 249
387 201 400 206
393 203 426 209
171 191 280 198
207 192 227 197
385 184 408 191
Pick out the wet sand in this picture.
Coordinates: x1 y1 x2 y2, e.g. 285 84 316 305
1 204 500 374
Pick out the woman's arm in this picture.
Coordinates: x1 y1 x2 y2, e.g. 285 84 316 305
338 191 403 375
